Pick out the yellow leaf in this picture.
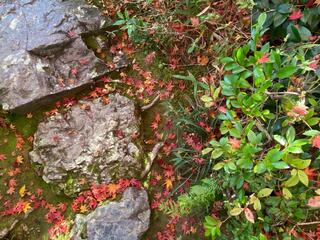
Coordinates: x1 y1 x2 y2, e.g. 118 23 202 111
16 155 24 164
80 205 88 213
19 185 26 197
164 178 173 191
23 202 31 213
107 183 120 195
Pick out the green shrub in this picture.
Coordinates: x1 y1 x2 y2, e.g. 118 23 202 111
170 12 320 239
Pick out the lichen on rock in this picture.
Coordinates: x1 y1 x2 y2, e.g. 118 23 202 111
29 94 144 195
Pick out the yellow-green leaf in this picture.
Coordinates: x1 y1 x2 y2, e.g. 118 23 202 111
230 207 243 216
298 170 309 187
213 162 225 171
202 148 213 155
253 198 261 211
284 175 299 187
257 188 273 198
283 188 292 200
315 189 320 195
201 95 213 103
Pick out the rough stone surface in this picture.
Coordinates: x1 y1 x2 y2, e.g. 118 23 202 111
29 94 143 195
0 0 113 112
72 187 150 240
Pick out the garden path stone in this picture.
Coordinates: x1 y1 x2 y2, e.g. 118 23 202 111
72 187 150 240
29 94 144 196
0 0 114 112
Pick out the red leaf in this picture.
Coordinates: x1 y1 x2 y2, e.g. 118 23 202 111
190 17 200 27
218 106 227 113
229 138 241 149
257 53 270 64
312 135 320 149
244 208 255 223
144 52 156 65
307 196 320 208
289 10 303 20
304 167 317 180
292 105 308 116
0 153 6 161
309 61 318 70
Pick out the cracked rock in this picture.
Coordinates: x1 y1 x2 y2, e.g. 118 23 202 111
29 94 144 195
71 187 150 240
0 0 114 112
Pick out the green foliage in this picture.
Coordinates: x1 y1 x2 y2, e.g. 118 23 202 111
113 10 149 43
177 178 217 215
203 216 221 240
236 0 255 9
253 0 320 43
169 11 320 239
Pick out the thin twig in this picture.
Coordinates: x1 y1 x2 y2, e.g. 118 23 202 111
297 221 320 226
265 91 300 96
141 94 160 111
140 142 164 178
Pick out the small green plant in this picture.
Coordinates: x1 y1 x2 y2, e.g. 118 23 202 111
203 216 221 240
236 0 255 9
113 10 149 43
177 178 217 215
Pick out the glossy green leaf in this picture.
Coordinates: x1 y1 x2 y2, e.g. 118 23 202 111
277 65 297 79
273 135 286 146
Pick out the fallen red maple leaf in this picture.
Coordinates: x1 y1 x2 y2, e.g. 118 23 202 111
0 154 6 161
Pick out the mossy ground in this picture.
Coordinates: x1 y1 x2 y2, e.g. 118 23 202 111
0 43 198 239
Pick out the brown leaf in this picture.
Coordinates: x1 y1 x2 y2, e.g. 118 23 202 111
197 55 209 66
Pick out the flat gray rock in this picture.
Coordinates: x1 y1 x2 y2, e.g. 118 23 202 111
0 0 113 112
29 94 144 195
72 187 150 240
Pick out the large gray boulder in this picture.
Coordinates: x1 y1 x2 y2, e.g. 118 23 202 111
29 94 144 195
0 0 113 112
72 187 150 240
